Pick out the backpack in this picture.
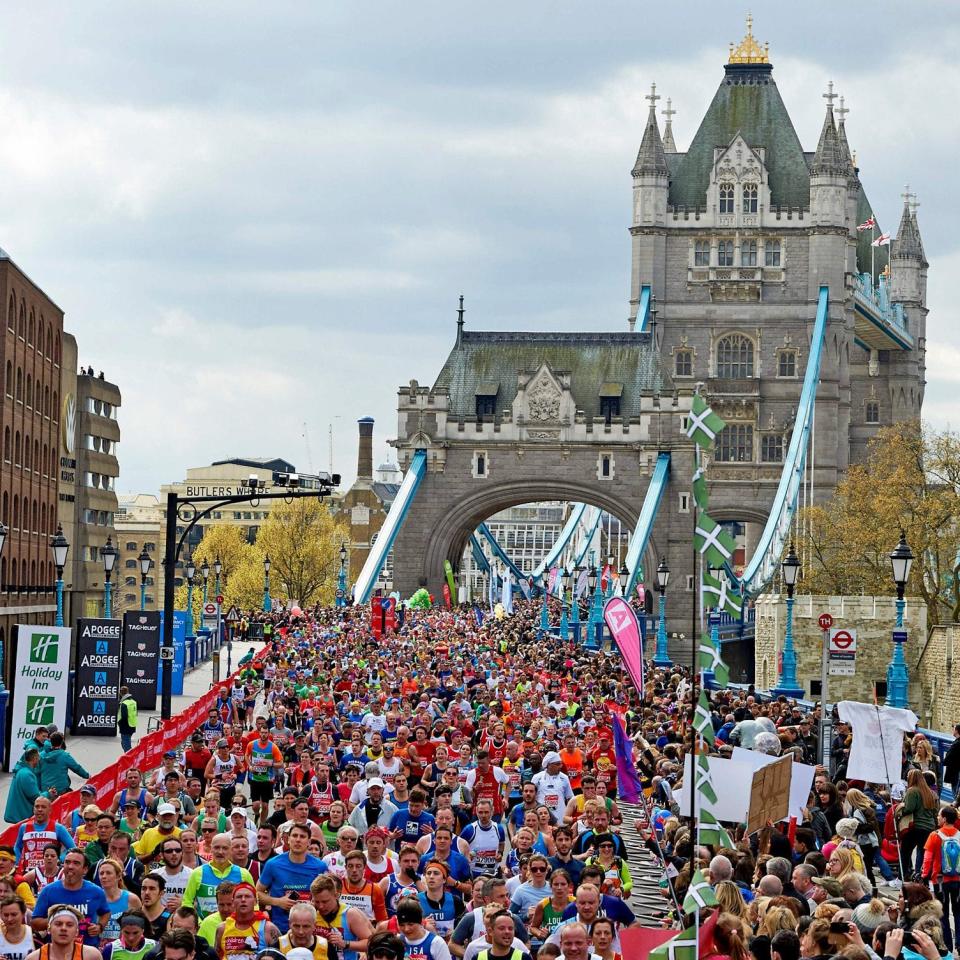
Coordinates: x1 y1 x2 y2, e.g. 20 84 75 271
939 830 960 878
838 839 865 875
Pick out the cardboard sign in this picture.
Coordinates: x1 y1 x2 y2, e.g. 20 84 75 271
746 754 793 834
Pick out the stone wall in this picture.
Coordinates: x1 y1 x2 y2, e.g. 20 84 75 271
753 594 926 707
916 625 960 731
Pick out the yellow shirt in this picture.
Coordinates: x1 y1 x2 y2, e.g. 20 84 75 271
133 825 182 860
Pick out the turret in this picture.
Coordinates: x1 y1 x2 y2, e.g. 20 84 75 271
661 98 677 154
631 83 669 227
809 84 848 228
890 191 927 307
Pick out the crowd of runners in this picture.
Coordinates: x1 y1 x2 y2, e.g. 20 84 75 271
1 598 960 960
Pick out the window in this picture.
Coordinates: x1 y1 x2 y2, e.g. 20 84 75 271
15 368 22 401
599 454 612 479
679 492 690 514
600 397 620 424
717 240 734 267
778 350 796 377
125 559 137 569
743 183 758 213
472 450 488 478
742 240 758 267
125 593 137 603
144 542 156 552
675 350 692 377
761 434 784 462
717 424 754 462
719 183 734 214
765 240 782 266
126 541 137 551
866 402 879 424
476 454 486 476
694 241 710 266
716 334 754 378
475 395 496 420
4 361 10 397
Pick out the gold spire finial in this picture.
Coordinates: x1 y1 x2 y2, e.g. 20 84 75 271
729 13 770 64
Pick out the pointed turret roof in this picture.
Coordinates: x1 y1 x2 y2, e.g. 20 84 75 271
892 200 926 262
662 98 677 153
835 96 855 178
632 101 669 177
811 105 847 177
667 60 809 208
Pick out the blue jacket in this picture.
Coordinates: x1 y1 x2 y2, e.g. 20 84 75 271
40 749 90 793
3 759 51 824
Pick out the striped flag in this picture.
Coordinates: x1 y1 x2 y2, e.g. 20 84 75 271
872 233 891 247
694 514 736 568
650 909 719 960
857 216 876 232
698 641 730 686
683 869 718 912
702 567 742 619
693 691 714 741
699 810 735 849
696 752 718 804
686 393 726 449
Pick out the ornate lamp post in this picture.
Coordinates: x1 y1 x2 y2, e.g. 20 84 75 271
773 542 804 697
653 557 672 667
587 565 603 646
618 562 629 597
887 530 914 708
337 542 348 608
185 554 196 637
101 535 118 618
138 548 151 610
539 574 550 635
570 566 582 643
201 559 210 605
213 556 223 600
51 524 69 627
559 570 571 641
263 555 271 612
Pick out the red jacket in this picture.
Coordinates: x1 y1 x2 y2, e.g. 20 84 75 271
922 824 960 883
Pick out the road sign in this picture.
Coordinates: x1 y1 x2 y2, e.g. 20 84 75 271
828 627 857 675
818 613 834 630
202 601 220 632
202 602 217 618
216 595 224 605
225 606 240 623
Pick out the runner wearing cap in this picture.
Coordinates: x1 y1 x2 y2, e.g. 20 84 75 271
347 781 397 839
134 805 182 863
530 755 573 827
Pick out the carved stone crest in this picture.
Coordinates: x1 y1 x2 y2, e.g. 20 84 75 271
527 372 562 422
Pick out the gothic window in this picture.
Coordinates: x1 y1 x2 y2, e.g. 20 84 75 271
717 424 754 463
15 367 22 401
761 434 784 462
6 295 13 331
600 396 620 424
717 240 734 267
716 334 754 378
743 183 758 213
765 240 782 266
742 240 758 267
694 241 710 266
719 183 735 214
866 402 879 424
25 375 31 408
675 350 693 377
472 450 488 479
4 361 10 397
777 350 797 377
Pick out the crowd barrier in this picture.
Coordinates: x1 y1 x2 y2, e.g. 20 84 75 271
0 645 270 845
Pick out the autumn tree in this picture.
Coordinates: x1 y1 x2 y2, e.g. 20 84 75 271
799 419 960 630
254 498 349 607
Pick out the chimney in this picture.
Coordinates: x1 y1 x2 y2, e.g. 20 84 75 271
357 417 374 481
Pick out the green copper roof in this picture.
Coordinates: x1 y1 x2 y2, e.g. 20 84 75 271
433 331 670 419
669 63 810 210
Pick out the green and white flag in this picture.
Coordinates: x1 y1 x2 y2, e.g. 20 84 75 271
692 466 709 511
649 921 697 960
693 690 713 740
686 393 726 448
699 809 735 849
702 567 743 619
683 868 718 912
694 513 737 569
698 641 730 687
696 752 718 804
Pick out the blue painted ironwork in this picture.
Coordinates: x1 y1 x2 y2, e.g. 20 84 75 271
559 594 569 640
887 599 909 708
55 576 64 627
477 522 527 585
773 593 804 697
636 285 652 333
104 579 112 619
186 578 195 638
623 452 671 597
853 273 913 349
532 503 588 581
353 449 428 603
653 591 670 666
586 569 604 647
740 287 829 596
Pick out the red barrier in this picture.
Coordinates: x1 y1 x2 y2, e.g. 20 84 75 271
1 645 270 846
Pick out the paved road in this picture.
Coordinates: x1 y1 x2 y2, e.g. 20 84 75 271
619 801 673 927
0 641 265 813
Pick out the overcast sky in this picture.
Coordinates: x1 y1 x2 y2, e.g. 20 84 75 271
1 2 957 493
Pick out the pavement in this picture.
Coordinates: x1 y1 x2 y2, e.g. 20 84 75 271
0 640 266 812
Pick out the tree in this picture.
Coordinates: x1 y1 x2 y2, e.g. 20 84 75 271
254 498 349 606
799 419 960 630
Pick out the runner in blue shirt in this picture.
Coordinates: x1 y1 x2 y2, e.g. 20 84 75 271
254 823 328 934
33 849 111 946
388 789 435 851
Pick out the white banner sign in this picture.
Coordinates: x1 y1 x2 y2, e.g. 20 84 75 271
9 625 72 770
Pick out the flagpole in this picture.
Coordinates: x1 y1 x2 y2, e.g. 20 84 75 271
871 221 875 284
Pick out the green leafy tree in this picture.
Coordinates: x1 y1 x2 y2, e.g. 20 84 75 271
255 498 349 607
800 419 960 630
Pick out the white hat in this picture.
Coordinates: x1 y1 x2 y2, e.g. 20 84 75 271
157 802 177 816
543 752 563 766
230 807 247 817
285 950 316 960
367 777 385 789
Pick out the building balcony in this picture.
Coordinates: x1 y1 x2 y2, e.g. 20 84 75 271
852 272 914 351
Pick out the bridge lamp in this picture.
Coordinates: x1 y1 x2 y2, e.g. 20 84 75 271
773 541 803 698
51 523 70 627
653 558 671 667
886 530 914 708
618 563 629 595
101 535 118 618
587 567 597 594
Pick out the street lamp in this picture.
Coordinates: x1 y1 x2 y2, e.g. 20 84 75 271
887 530 914 708
138 548 151 610
201 559 210 605
618 562 629 597
570 566 582 643
337 542 348 609
101 535 118 618
653 557 672 667
263 554 272 612
587 564 603 647
185 554 196 637
51 524 69 627
773 542 804 697
213 556 222 599
559 569 571 641
605 555 615 597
